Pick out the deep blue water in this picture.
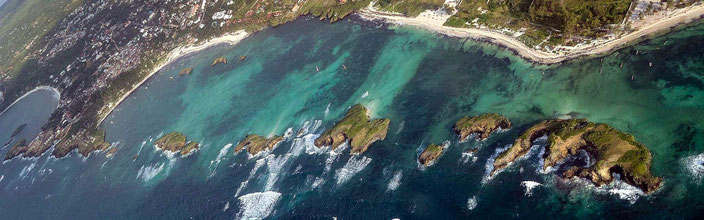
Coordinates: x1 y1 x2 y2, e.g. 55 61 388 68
1 17 704 219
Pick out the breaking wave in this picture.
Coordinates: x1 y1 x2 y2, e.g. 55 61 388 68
520 181 542 196
209 143 233 178
136 162 166 182
482 144 511 183
235 157 267 197
467 196 478 210
236 191 281 219
387 170 403 191
335 155 372 185
683 153 704 183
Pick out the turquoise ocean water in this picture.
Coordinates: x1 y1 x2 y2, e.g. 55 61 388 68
1 17 704 218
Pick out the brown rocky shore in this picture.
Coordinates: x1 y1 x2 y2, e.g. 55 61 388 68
234 134 284 156
314 104 390 154
454 113 511 142
154 132 199 156
5 127 112 160
418 143 446 166
491 119 662 193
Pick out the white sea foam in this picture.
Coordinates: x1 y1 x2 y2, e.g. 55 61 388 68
223 201 230 212
136 162 166 182
387 170 403 191
566 175 646 204
215 143 233 164
264 154 289 191
521 181 542 196
467 196 478 210
324 103 331 118
310 120 323 134
209 143 233 178
283 127 293 140
19 162 37 179
235 157 267 196
136 140 147 155
297 121 311 138
312 177 325 189
683 153 704 183
395 121 404 135
303 134 327 155
482 144 512 183
0 175 4 182
236 191 281 219
335 156 372 185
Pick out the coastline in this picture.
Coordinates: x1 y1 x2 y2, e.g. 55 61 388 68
96 4 704 125
358 3 704 64
0 86 60 117
96 30 249 126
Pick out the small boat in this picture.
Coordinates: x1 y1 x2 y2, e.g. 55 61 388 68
316 66 320 72
636 50 639 55
342 64 347 70
663 40 667 45
133 154 138 160
619 63 623 68
649 62 652 67
239 55 246 61
631 75 634 80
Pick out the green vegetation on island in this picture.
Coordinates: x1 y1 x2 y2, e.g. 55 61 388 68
418 143 445 166
374 0 446 16
446 0 632 48
454 113 511 142
53 129 112 158
234 134 284 156
491 119 662 193
154 132 199 156
314 104 390 154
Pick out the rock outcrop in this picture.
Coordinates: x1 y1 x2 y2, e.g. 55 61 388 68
454 113 511 142
211 57 227 66
314 104 390 154
178 67 193 76
4 139 27 160
234 134 283 156
418 143 445 166
154 132 199 155
491 119 662 193
53 129 112 158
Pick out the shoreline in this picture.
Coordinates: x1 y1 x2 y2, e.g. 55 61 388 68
96 30 249 126
96 4 704 125
358 3 704 65
0 86 60 117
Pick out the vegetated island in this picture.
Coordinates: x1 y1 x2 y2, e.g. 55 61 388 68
154 132 199 156
418 143 445 166
491 119 662 193
314 104 390 154
454 113 511 142
234 134 284 156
